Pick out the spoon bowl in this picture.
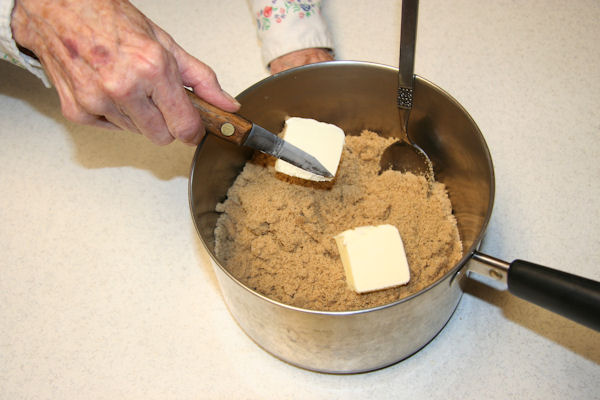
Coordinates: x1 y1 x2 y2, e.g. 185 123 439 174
379 137 433 180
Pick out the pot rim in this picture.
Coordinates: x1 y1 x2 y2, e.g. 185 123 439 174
189 60 496 316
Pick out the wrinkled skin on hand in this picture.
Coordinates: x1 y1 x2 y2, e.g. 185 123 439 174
269 48 333 75
11 0 240 145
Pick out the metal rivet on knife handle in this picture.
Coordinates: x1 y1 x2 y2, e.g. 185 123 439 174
220 123 235 137
185 88 252 146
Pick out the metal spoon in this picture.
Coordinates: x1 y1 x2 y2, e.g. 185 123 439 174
379 0 434 183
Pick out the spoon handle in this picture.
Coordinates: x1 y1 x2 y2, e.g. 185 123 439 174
398 0 419 110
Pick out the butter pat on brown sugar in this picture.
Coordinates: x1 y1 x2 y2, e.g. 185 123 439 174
274 117 345 181
334 225 410 294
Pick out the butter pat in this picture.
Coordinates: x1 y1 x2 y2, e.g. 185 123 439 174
275 117 345 181
334 225 410 294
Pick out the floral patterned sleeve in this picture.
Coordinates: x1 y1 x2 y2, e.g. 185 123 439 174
0 0 50 85
250 0 334 67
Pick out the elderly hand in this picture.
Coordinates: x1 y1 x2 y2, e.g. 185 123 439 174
10 0 240 146
269 48 333 75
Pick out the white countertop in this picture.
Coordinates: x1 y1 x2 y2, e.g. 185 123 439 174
1 1 598 398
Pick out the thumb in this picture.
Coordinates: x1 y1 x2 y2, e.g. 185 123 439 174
150 23 240 112
168 43 240 113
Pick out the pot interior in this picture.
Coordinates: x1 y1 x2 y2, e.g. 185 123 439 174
189 61 495 290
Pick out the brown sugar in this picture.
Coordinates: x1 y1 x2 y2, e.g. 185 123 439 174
214 130 463 311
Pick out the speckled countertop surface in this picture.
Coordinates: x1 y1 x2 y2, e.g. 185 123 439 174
1 1 599 399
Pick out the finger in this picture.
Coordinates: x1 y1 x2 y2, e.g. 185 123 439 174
53 76 129 132
75 87 141 134
180 53 240 113
148 25 239 145
148 68 204 145
99 28 204 145
102 107 146 136
113 90 176 146
45 58 106 127
41 51 139 134
150 25 240 113
89 116 121 130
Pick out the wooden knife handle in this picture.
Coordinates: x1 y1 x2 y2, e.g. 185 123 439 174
185 89 252 145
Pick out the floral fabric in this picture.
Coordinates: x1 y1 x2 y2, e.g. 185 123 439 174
250 0 333 67
256 0 320 31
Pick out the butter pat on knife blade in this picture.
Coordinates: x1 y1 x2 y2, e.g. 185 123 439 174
334 224 411 294
275 117 345 181
184 89 331 177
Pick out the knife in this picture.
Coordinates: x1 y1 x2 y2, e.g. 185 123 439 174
185 89 332 178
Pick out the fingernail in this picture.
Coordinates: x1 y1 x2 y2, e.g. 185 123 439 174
222 90 241 107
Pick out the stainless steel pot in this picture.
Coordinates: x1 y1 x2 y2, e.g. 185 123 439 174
188 61 600 373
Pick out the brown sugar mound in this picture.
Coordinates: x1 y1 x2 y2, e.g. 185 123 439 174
214 130 463 311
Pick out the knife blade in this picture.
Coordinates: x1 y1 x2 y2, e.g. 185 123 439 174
185 89 332 178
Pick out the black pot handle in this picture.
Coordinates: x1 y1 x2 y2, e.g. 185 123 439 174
507 259 600 331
